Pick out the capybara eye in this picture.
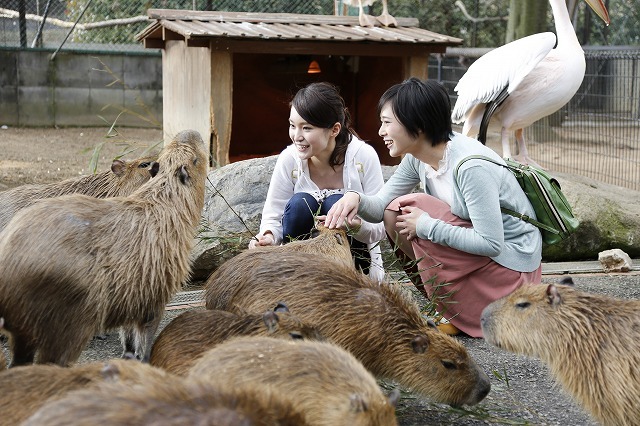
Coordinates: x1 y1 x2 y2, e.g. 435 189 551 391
515 302 531 309
193 157 198 165
441 360 457 370
289 332 304 340
138 162 151 168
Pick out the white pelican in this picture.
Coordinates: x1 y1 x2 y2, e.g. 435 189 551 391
341 0 397 27
451 0 610 167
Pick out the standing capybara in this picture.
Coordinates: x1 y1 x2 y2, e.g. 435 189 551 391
150 302 323 375
0 358 175 426
0 155 157 232
204 251 491 407
0 129 207 367
481 282 640 426
24 371 309 426
188 336 399 426
254 223 354 270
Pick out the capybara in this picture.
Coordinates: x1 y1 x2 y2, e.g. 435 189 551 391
24 372 309 426
0 358 174 425
150 302 323 375
204 251 491 407
0 129 207 366
255 223 354 270
188 336 399 426
481 282 640 426
0 155 157 232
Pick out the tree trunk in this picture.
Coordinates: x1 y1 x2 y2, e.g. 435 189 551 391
505 0 549 43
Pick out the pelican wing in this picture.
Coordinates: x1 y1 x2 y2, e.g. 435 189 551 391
451 32 557 123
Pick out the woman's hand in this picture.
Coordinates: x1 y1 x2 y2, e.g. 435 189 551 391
324 192 361 230
248 232 275 249
396 206 424 241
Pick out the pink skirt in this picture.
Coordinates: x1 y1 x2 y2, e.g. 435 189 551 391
387 193 541 338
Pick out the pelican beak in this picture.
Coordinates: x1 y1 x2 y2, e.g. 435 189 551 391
584 0 610 25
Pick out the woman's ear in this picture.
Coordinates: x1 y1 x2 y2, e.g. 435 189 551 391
331 122 341 137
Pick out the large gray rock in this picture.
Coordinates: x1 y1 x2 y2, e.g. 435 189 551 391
190 157 640 281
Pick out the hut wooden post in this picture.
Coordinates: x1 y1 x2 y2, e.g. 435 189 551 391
210 50 232 167
405 55 429 80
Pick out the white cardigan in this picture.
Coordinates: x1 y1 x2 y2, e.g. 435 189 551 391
258 137 386 281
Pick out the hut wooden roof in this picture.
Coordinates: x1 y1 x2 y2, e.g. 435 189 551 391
136 9 462 55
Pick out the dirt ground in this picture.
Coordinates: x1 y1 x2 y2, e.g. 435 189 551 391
1 127 638 425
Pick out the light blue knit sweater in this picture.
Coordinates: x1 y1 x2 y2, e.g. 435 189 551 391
358 132 542 272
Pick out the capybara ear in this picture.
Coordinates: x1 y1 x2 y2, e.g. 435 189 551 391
411 335 429 354
349 394 369 413
262 310 280 333
559 276 575 286
100 362 122 381
273 301 290 313
388 389 401 407
111 159 127 177
546 284 563 307
335 233 346 246
150 162 159 177
425 318 438 329
310 228 320 238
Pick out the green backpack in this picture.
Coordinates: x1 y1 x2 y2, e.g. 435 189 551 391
455 155 579 245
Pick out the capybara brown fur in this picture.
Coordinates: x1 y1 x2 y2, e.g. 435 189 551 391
24 372 309 426
150 302 323 375
0 358 174 425
204 251 491 407
0 155 157 232
0 129 207 367
188 336 399 426
481 282 640 426
256 223 354 270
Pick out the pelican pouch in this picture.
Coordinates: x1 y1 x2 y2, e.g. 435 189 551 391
456 155 579 245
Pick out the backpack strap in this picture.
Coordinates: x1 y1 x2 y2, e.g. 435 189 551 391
454 155 559 234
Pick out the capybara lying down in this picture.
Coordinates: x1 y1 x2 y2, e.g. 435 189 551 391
204 251 491 407
481 281 640 426
188 336 399 426
255 223 354 270
150 302 323 375
0 129 207 367
0 155 157 232
0 358 174 426
24 372 309 426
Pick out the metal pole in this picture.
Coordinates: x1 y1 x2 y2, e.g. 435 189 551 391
31 0 53 48
50 0 93 61
18 0 27 48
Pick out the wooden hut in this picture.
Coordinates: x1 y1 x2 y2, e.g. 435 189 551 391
136 10 462 167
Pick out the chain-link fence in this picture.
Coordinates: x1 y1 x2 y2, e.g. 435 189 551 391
1 1 638 52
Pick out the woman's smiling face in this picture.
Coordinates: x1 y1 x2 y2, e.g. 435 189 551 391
378 102 419 158
289 106 336 161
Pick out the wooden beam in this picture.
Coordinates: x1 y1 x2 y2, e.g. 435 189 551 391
208 39 448 57
210 50 233 167
404 55 429 81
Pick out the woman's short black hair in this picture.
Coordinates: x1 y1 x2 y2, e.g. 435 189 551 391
377 77 453 146
291 82 354 168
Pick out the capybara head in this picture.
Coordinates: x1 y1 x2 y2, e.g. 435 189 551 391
188 336 399 426
107 155 157 195
23 374 309 426
481 282 640 426
262 302 325 342
270 223 354 270
481 283 580 358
